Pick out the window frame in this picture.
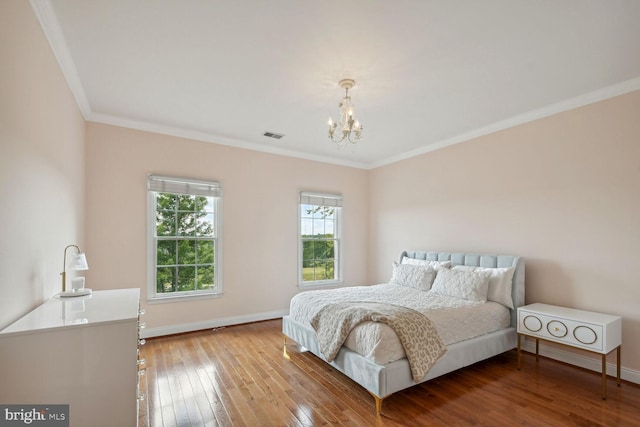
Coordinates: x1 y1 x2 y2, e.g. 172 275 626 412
147 175 223 303
298 191 343 288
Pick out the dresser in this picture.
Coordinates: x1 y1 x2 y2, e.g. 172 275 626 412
517 303 622 399
0 289 144 427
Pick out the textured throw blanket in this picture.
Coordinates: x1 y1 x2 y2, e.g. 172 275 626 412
310 301 447 382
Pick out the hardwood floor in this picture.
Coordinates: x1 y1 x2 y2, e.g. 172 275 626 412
139 319 640 426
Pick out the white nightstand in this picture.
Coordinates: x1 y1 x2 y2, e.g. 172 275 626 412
517 303 622 399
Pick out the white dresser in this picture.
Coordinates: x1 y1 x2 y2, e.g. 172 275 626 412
0 289 143 427
517 303 621 399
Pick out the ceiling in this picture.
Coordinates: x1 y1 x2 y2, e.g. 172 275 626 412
33 0 640 169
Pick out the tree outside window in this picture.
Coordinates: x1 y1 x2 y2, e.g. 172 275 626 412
155 193 215 293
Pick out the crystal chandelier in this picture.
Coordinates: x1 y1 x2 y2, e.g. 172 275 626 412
328 78 363 145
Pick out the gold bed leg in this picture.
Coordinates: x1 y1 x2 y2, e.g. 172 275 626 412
283 335 291 360
368 392 383 415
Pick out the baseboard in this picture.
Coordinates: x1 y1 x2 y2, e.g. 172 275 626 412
140 309 288 338
521 340 640 385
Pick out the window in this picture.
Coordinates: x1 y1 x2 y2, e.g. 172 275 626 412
299 192 342 286
148 175 222 301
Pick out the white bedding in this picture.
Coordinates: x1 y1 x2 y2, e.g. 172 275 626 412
289 283 510 364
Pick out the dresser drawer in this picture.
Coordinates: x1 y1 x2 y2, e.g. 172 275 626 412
519 311 603 352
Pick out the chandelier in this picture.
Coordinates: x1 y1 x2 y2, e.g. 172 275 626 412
328 78 363 145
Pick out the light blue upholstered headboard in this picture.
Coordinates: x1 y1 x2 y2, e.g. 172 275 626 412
400 251 525 328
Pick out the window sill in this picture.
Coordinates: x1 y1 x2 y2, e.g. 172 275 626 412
147 291 223 304
298 281 343 290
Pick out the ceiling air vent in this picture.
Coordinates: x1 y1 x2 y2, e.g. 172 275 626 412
263 131 284 139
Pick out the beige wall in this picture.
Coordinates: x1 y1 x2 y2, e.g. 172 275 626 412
0 1 85 328
84 123 369 333
368 90 640 372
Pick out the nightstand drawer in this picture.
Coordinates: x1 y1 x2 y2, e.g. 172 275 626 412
519 311 603 351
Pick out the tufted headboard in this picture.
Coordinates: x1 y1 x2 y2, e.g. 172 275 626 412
400 251 525 328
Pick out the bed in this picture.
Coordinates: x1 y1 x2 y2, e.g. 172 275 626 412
282 250 525 413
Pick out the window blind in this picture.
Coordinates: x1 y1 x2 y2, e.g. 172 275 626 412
148 175 221 197
299 191 343 207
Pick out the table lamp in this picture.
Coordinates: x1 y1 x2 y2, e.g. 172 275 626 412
59 244 91 297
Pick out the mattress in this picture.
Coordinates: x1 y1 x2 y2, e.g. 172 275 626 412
289 283 510 364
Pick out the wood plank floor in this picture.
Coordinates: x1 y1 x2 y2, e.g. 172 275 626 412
138 319 640 426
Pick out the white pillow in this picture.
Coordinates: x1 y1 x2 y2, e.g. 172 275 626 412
430 268 491 302
452 265 515 309
390 263 437 291
401 256 452 270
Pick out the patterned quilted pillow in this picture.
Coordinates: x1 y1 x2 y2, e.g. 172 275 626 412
430 268 491 302
452 265 516 308
390 263 437 291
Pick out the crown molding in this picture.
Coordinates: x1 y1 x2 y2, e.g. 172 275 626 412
88 112 368 169
366 77 640 170
88 76 640 171
30 0 92 119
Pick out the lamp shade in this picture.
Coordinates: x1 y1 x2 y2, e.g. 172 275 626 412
68 252 89 271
